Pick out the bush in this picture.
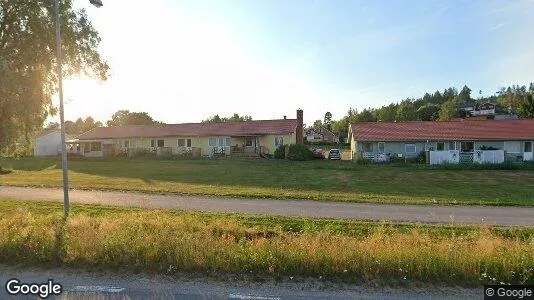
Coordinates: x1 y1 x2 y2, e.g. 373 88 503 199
287 144 314 161
274 145 286 159
275 144 314 161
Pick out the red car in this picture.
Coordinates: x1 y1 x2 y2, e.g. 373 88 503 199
313 148 325 159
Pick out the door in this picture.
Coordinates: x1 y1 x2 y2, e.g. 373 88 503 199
524 141 533 161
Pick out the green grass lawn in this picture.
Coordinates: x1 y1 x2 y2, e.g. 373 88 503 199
1 199 533 285
1 157 534 206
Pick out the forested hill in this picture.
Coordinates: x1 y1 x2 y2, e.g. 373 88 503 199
328 83 534 142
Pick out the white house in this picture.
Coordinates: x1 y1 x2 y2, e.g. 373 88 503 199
34 131 71 157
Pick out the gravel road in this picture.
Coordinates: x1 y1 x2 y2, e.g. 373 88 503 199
1 186 533 226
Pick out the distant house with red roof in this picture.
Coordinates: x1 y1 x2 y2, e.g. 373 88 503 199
348 119 534 163
67 110 304 158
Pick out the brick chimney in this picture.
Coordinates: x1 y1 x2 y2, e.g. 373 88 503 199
296 109 303 145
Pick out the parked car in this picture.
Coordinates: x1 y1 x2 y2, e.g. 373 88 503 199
328 148 341 160
313 148 325 159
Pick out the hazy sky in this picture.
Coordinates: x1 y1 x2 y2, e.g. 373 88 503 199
55 0 534 126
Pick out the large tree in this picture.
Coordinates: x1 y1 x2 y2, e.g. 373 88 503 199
106 110 162 126
323 112 332 130
417 104 440 121
0 1 109 151
520 93 534 118
396 99 417 121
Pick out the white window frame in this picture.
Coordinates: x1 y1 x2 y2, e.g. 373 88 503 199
157 139 164 147
362 142 373 152
209 137 217 147
377 142 385 153
525 141 533 153
150 139 156 148
405 144 416 154
436 142 445 151
275 137 284 147
178 139 185 147
187 138 192 147
504 141 521 153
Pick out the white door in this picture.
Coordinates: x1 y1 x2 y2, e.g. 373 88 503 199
524 141 533 161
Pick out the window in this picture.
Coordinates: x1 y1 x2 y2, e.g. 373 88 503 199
245 138 253 147
437 142 445 151
362 142 373 152
224 138 230 147
209 138 217 147
448 141 456 150
178 139 185 147
157 139 164 147
504 141 521 153
275 137 283 147
150 139 156 147
378 142 385 153
124 140 129 148
187 139 192 147
460 142 474 153
525 141 532 153
405 144 416 154
218 137 225 147
91 142 101 151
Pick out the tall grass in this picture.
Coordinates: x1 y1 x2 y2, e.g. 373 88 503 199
0 200 533 285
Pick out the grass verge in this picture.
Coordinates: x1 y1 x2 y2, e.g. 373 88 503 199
0 199 533 286
1 157 534 206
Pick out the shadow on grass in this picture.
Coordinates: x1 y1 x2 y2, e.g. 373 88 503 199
3 157 534 205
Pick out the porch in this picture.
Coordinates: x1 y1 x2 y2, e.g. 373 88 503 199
227 136 264 157
66 139 107 157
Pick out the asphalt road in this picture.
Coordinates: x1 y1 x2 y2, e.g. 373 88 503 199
0 265 481 299
1 186 533 226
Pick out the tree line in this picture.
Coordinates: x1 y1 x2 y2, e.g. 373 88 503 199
323 83 534 143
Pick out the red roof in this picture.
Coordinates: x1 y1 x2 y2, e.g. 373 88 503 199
77 119 298 140
350 119 534 142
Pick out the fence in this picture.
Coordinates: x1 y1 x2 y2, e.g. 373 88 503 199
429 150 504 165
362 152 389 162
429 150 460 165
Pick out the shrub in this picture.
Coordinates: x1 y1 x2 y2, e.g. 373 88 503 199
274 145 286 159
287 144 314 161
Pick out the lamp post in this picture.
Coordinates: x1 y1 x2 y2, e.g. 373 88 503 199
55 0 103 217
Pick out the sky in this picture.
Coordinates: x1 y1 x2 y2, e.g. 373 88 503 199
53 0 534 126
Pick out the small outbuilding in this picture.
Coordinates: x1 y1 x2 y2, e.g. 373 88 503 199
34 130 70 157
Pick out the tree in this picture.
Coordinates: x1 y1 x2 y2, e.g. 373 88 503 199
396 99 416 121
66 116 103 134
313 120 323 129
323 112 332 130
459 85 472 103
44 122 60 131
106 110 161 126
520 93 534 118
417 104 440 121
0 1 109 151
355 109 376 123
202 113 252 123
438 97 461 121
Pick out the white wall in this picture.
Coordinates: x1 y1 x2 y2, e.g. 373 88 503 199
429 150 460 165
34 132 63 156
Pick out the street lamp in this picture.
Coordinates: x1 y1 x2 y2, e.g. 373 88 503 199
55 0 103 217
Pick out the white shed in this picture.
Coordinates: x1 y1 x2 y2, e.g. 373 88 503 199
34 131 70 157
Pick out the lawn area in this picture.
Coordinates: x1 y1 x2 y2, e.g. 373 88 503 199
1 199 533 285
1 157 534 206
